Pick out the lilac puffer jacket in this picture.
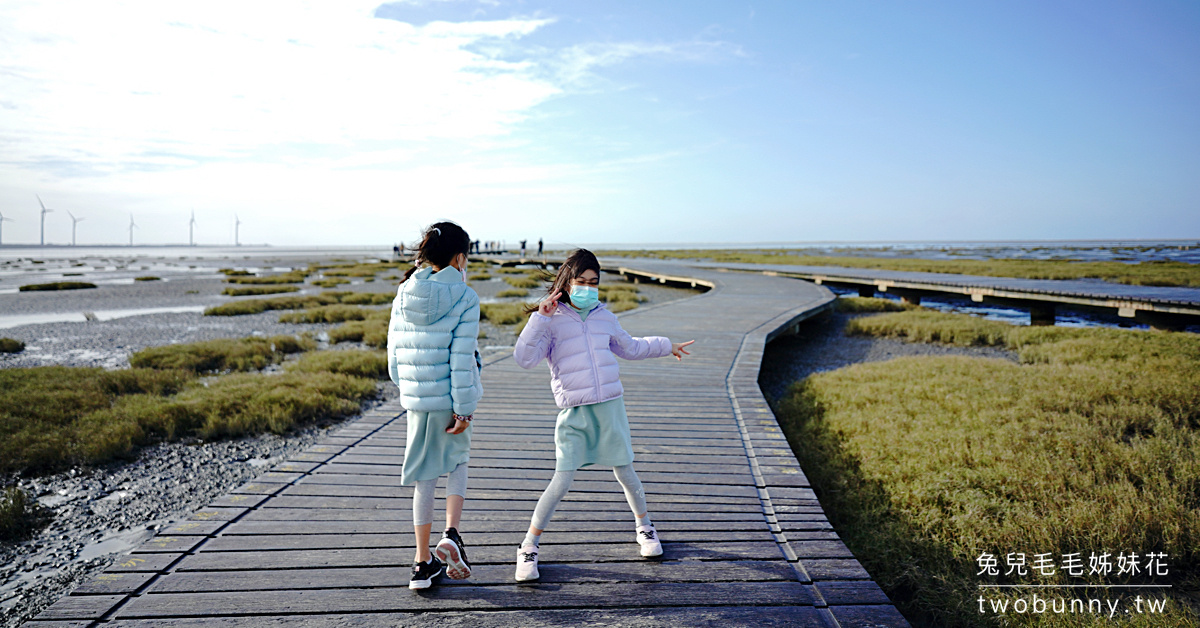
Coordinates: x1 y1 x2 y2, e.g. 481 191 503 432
514 301 672 408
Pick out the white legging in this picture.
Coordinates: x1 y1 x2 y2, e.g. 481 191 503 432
530 464 648 530
412 462 468 527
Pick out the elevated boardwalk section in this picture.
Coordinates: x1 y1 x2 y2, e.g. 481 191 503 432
30 263 910 627
692 261 1200 329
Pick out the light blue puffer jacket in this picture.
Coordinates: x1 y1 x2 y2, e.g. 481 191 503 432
386 265 482 416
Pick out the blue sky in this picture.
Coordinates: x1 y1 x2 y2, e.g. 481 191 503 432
0 0 1197 247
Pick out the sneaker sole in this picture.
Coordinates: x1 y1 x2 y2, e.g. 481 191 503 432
639 543 663 557
514 570 540 582
435 541 471 580
409 565 445 589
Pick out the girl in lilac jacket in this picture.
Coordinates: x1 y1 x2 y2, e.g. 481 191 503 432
511 248 695 581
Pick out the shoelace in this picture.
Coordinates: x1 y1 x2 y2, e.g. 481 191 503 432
639 530 657 541
521 551 538 562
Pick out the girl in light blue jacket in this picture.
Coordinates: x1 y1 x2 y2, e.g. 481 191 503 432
387 221 482 589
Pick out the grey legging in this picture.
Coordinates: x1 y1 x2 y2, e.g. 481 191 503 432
530 464 648 530
412 462 468 527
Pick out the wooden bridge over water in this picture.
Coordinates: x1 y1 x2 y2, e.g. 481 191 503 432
29 262 909 627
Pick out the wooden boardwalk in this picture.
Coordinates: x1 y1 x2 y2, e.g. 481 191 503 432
677 260 1200 329
29 263 910 627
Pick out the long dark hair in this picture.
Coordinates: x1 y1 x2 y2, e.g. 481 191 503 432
400 221 472 284
524 248 600 314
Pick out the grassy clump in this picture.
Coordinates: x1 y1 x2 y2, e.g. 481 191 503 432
219 268 253 276
321 262 403 277
597 249 1200 288
19 281 97 291
835 296 908 312
134 276 161 282
0 487 51 541
776 311 1200 626
468 273 493 281
0 338 24 354
225 270 308 284
129 335 315 373
503 275 542 289
599 284 646 313
222 285 301 297
1 367 194 473
2 360 377 474
311 278 350 288
480 302 529 325
496 288 529 298
328 318 388 348
204 291 391 316
278 304 387 324
286 349 387 379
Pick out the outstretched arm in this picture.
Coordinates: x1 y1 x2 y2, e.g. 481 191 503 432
609 320 673 361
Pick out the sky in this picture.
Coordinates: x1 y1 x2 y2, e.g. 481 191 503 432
0 0 1198 248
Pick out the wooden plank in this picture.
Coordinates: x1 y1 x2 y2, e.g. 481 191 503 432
150 560 796 593
33 594 125 620
115 582 814 618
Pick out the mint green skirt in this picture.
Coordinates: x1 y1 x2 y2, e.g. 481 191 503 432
554 396 634 471
401 409 472 485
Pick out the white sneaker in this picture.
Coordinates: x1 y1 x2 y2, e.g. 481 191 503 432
515 545 540 581
636 524 662 557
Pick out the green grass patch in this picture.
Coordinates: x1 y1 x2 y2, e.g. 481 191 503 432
311 278 350 288
204 291 391 316
278 304 388 324
0 487 51 541
19 281 96 291
222 285 301 297
503 275 541 289
321 262 404 277
2 357 378 475
776 311 1200 626
496 288 529 298
598 249 1200 288
225 270 308 284
129 335 315 373
468 273 493 281
835 296 908 312
0 338 24 353
285 349 387 379
480 302 529 326
219 268 253 276
134 276 161 282
328 318 388 348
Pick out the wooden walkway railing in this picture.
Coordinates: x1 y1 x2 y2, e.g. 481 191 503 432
29 262 910 627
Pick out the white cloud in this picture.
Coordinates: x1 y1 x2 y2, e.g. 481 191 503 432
0 1 559 174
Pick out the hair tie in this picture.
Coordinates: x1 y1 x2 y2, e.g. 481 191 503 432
431 227 441 236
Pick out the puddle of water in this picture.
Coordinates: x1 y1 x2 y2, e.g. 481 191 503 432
0 306 206 330
76 527 157 561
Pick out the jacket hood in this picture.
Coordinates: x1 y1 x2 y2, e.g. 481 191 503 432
396 265 468 326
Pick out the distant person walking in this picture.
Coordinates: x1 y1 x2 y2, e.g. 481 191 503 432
510 248 695 581
387 221 483 590
520 239 527 258
537 238 543 256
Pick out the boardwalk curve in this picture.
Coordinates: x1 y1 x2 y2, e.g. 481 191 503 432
29 261 910 627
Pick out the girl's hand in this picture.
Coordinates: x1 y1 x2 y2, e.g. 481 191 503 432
445 418 470 434
671 340 695 361
538 290 561 316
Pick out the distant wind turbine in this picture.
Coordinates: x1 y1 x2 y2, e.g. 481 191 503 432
67 210 85 246
128 214 138 247
189 210 197 247
36 195 53 246
0 211 12 246
234 214 242 247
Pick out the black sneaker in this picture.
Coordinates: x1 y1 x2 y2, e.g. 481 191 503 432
434 527 472 580
409 557 444 590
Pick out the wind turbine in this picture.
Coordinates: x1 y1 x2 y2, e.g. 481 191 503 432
189 210 197 246
36 195 53 246
0 211 12 246
128 214 138 247
234 214 242 247
67 210 84 246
